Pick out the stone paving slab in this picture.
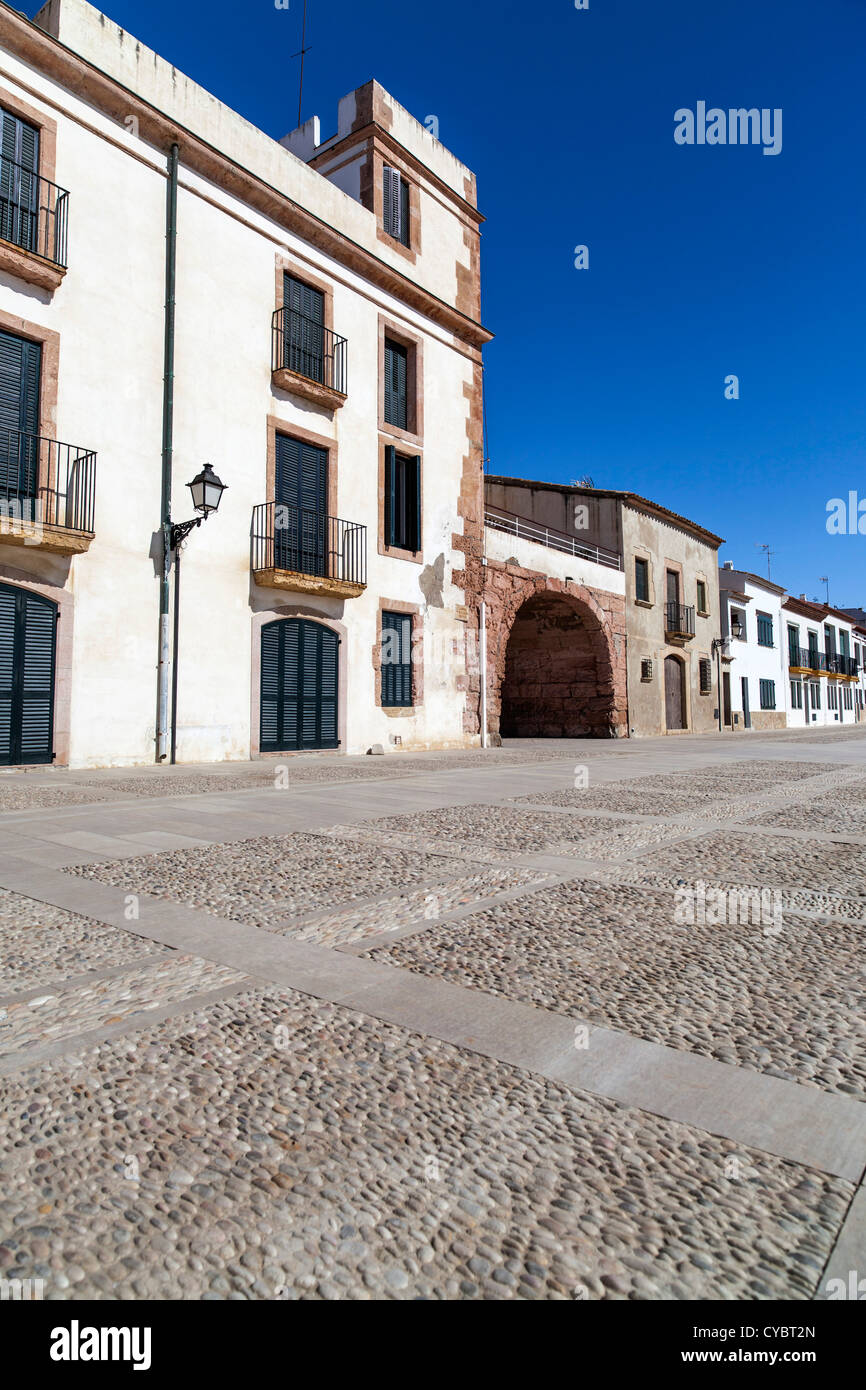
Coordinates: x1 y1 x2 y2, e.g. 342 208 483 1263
0 987 852 1300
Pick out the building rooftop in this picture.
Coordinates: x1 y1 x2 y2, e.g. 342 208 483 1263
485 475 725 548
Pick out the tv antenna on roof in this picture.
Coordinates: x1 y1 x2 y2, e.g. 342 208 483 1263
572 475 595 488
819 575 830 605
755 542 775 580
291 0 312 130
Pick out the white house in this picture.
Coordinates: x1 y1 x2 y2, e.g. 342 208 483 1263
782 597 859 728
0 0 490 767
718 565 787 731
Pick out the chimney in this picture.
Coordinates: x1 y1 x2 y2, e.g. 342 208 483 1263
723 561 734 570
800 593 807 601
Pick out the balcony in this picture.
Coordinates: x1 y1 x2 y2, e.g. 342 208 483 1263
271 307 347 410
252 502 366 597
484 506 622 569
0 431 96 553
0 157 69 291
665 601 695 641
789 645 822 673
826 653 859 679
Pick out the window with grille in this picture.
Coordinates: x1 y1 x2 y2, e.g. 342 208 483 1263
640 657 653 681
381 610 413 707
699 658 712 695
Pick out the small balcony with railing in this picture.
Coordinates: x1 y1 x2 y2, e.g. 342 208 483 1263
788 644 822 674
826 652 859 680
665 601 695 641
0 157 69 290
0 430 96 553
271 307 347 410
251 502 366 597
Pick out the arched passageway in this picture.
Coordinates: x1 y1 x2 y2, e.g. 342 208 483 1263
499 591 616 738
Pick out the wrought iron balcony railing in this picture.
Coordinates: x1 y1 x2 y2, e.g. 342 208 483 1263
271 307 347 395
0 430 96 534
484 506 623 570
825 653 859 678
0 156 69 268
252 502 366 587
665 601 695 636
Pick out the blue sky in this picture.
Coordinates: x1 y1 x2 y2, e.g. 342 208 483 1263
30 0 866 606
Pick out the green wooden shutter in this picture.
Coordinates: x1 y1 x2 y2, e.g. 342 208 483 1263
0 329 41 500
385 444 397 546
283 274 325 383
411 455 421 553
0 583 14 763
318 626 339 746
260 621 280 751
0 583 56 765
384 340 408 429
0 107 40 252
381 610 412 707
383 166 400 239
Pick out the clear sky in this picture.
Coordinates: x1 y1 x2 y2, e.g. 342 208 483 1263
26 0 866 607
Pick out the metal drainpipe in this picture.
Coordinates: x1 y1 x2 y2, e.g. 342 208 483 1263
479 598 488 748
156 143 179 761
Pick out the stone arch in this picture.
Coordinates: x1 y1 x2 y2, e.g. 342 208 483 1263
485 569 626 739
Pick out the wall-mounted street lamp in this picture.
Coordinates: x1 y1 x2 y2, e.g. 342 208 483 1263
170 463 227 549
169 464 228 764
730 614 744 640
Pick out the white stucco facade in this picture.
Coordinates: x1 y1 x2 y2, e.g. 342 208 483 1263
0 0 489 767
718 567 788 732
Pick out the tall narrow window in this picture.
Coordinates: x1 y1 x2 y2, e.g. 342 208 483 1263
384 339 408 430
381 610 413 707
0 106 40 255
696 580 708 614
384 446 421 553
634 557 649 603
759 679 776 710
0 328 41 504
283 273 325 384
383 165 410 247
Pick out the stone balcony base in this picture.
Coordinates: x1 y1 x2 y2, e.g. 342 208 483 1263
253 566 364 598
0 238 66 292
0 519 92 554
271 367 346 411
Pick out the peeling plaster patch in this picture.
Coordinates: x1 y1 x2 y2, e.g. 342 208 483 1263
420 554 446 609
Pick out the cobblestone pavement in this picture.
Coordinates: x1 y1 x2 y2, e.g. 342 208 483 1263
1 731 865 1300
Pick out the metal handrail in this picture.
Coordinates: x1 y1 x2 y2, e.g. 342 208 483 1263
0 429 95 533
484 506 622 570
665 601 695 635
0 155 69 268
251 502 366 586
271 306 348 395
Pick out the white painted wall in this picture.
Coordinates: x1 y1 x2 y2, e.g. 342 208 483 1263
0 4 483 766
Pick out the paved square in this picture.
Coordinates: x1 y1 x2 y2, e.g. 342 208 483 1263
1 729 865 1300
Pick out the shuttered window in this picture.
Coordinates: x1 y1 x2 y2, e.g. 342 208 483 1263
381 610 413 707
274 434 328 576
0 106 40 254
384 446 421 553
0 328 41 502
283 273 325 383
383 165 410 246
0 583 56 765
384 339 408 430
260 618 339 752
756 612 774 647
759 679 776 710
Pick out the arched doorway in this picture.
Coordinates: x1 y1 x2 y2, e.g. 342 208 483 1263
0 582 57 765
499 591 615 737
260 617 339 751
664 654 687 731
